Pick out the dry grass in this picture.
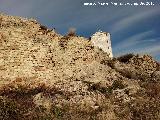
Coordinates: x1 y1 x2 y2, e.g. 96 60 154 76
0 13 160 120
67 28 76 36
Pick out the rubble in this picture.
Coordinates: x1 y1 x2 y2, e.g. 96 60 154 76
0 13 160 120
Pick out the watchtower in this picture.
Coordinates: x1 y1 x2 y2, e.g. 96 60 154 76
91 31 113 58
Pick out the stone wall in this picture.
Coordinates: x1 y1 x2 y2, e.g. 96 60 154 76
91 31 113 58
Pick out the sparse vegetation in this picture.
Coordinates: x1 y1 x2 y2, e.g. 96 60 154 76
112 80 126 90
0 17 2 27
0 97 22 120
0 13 160 120
117 53 134 63
88 80 126 96
67 27 76 36
51 106 64 119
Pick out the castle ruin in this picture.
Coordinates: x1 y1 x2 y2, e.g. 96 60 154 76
91 31 113 58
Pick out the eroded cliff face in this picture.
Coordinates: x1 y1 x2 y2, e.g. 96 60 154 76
0 14 160 120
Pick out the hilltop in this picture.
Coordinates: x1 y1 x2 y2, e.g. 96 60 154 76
0 13 160 120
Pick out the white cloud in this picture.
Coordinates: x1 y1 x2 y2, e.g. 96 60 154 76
114 37 160 57
111 6 160 34
113 29 160 57
135 43 160 56
113 30 154 50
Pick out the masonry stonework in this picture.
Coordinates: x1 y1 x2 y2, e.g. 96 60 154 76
91 31 113 58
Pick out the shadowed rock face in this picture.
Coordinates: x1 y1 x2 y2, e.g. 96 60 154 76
0 14 160 120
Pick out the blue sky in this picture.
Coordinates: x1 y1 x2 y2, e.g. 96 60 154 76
0 0 160 61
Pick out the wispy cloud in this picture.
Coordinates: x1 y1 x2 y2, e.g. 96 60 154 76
114 37 160 57
0 0 36 17
0 0 160 60
111 6 160 34
138 45 160 56
113 29 160 58
113 30 155 51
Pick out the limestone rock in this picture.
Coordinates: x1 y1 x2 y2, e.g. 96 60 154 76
0 13 160 120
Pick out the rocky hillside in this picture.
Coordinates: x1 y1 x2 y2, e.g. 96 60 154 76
0 13 160 120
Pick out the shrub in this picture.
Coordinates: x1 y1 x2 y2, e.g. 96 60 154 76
0 97 22 120
0 17 2 26
105 58 117 68
67 28 76 36
88 80 125 95
117 53 134 63
51 106 64 119
112 80 125 90
32 105 52 120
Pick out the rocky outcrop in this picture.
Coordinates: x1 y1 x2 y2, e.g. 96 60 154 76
0 14 160 120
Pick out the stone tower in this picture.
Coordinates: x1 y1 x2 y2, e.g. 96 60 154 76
91 31 113 58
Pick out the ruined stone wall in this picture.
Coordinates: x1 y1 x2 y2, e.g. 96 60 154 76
91 31 113 58
0 14 111 85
